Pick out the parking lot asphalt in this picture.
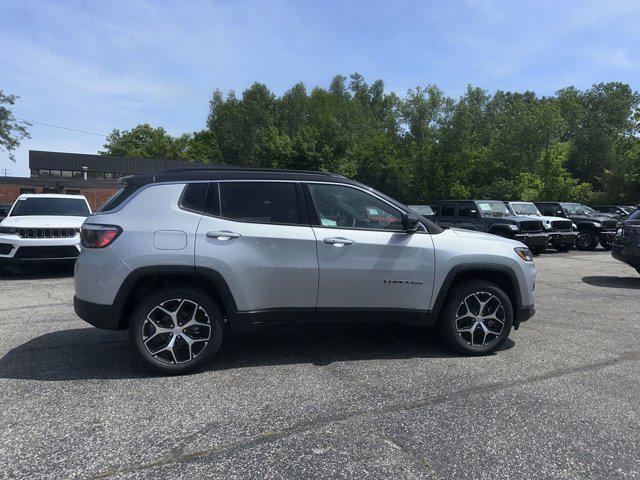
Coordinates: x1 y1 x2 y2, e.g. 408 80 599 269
0 251 639 479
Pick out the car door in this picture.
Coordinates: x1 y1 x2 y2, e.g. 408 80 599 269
195 181 318 318
457 201 481 230
304 182 435 316
438 202 457 227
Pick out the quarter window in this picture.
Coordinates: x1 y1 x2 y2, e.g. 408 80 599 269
219 182 300 224
308 183 404 231
179 183 209 213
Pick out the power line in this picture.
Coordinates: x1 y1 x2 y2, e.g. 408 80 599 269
17 118 108 137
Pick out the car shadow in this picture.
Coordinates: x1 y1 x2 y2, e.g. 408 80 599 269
582 275 640 289
0 323 515 381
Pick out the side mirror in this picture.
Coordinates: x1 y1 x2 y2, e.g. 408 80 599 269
403 213 421 233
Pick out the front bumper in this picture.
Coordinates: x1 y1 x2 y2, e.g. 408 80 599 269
612 234 640 269
548 231 578 245
0 234 81 262
513 305 535 330
599 231 616 247
513 232 549 247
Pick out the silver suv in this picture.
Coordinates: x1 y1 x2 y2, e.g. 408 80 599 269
74 168 537 374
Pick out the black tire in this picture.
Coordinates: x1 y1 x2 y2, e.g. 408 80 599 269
530 245 546 255
437 280 513 355
129 286 225 375
555 243 572 252
575 229 598 251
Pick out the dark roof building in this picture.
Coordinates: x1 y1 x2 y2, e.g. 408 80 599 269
0 150 212 211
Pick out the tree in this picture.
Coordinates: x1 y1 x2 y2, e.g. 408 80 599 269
0 90 30 162
100 124 187 160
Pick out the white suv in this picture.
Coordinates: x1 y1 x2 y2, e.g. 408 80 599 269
0 194 91 266
74 168 537 374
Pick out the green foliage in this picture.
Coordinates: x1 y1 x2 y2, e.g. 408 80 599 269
101 77 640 204
0 90 30 162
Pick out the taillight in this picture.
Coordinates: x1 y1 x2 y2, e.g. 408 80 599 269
81 224 122 248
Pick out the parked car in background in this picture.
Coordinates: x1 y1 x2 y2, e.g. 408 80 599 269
535 202 618 250
0 194 91 267
612 208 640 275
591 205 635 219
407 204 435 222
504 201 577 252
435 200 548 253
0 203 11 221
74 169 537 374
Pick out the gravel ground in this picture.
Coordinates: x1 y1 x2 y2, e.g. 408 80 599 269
0 251 638 479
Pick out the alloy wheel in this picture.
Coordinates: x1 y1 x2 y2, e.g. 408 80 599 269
455 291 505 348
576 232 591 249
141 299 212 364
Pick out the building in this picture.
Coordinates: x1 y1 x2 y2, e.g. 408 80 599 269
0 150 209 210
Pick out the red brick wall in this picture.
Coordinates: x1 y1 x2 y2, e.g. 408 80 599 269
0 183 119 211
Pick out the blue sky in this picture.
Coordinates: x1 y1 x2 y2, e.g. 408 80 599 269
1 0 639 176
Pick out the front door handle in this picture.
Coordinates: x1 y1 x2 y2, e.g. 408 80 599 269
323 237 354 246
206 230 241 240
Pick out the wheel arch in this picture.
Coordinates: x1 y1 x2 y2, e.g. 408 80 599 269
112 266 237 330
431 264 522 326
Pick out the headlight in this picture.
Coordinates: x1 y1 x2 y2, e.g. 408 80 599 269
508 224 519 231
515 247 534 262
0 226 17 235
592 222 602 228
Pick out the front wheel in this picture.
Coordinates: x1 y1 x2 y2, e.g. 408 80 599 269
575 230 598 250
438 280 513 355
129 286 225 375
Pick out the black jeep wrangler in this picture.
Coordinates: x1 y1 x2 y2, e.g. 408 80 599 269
612 209 640 274
435 200 548 253
535 202 618 250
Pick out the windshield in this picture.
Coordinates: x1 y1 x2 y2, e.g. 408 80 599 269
408 205 434 216
477 201 511 218
629 209 640 221
560 203 592 216
10 197 90 217
509 202 541 216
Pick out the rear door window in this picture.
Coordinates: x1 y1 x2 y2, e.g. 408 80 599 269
440 203 456 217
219 182 301 225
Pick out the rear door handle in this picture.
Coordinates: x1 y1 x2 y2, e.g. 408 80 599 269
323 237 354 246
206 230 241 240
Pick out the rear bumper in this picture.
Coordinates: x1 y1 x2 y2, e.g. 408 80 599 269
74 296 124 330
548 231 578 245
513 233 548 247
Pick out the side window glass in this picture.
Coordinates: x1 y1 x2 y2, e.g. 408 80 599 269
219 182 300 224
440 203 455 217
308 184 404 231
458 202 477 218
179 183 208 213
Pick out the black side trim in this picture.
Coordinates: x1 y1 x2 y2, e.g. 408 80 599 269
74 296 121 330
232 308 316 324
514 305 535 329
431 264 523 320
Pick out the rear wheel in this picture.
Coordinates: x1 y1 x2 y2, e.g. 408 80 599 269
438 280 513 355
129 286 224 375
575 230 598 250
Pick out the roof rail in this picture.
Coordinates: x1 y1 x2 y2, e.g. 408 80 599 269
160 166 343 177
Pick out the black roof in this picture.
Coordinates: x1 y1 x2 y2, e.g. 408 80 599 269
125 167 355 185
29 150 213 175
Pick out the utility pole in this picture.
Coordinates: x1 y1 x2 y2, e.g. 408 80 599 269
1 168 10 177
